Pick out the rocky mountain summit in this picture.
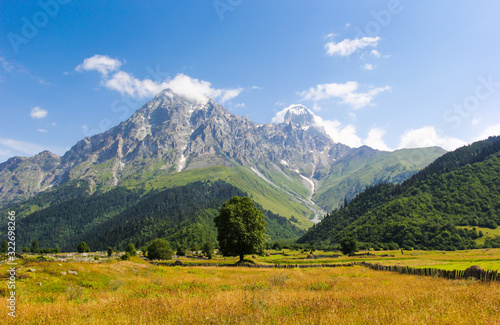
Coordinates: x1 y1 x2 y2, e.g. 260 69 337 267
0 89 445 220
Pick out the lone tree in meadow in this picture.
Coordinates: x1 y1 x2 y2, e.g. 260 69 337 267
340 237 359 256
214 196 266 262
146 238 173 260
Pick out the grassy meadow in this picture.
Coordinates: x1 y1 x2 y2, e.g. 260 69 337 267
2 249 500 324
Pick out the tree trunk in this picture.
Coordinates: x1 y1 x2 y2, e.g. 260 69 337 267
239 254 244 262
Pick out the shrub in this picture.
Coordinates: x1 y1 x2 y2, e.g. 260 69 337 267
125 243 137 256
77 242 91 253
340 237 358 256
147 239 173 260
201 241 214 259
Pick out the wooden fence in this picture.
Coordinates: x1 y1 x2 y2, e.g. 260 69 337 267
358 262 499 282
151 261 499 282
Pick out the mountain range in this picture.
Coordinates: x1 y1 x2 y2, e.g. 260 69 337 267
0 89 445 229
298 136 500 250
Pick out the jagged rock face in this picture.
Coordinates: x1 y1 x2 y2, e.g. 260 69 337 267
0 89 346 204
0 151 60 203
0 88 446 209
282 105 316 126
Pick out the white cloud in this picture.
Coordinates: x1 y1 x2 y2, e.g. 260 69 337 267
364 128 391 151
75 54 122 76
363 63 375 71
215 86 244 103
325 33 337 40
36 129 48 133
312 103 322 112
325 36 380 57
473 123 500 142
319 118 391 150
398 126 466 151
0 138 67 161
299 81 391 110
371 50 381 58
0 138 47 156
104 70 162 98
76 55 243 103
30 106 48 119
0 148 14 162
320 119 363 148
471 118 481 126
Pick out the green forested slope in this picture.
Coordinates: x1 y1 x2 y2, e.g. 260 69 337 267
313 147 445 211
10 180 302 252
299 136 500 250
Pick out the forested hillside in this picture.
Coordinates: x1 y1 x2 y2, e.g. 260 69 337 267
9 180 302 252
299 136 500 250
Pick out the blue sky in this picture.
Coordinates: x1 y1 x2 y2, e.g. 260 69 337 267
1 1 500 162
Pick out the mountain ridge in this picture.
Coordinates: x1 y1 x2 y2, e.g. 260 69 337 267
298 136 500 249
0 89 446 224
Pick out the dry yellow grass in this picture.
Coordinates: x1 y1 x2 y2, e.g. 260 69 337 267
2 257 500 324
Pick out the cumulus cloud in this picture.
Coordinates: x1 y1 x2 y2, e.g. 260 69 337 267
364 128 392 151
299 81 391 110
75 54 122 76
76 55 243 103
473 123 500 142
398 126 466 151
30 106 48 119
325 36 380 57
320 119 363 148
363 63 375 71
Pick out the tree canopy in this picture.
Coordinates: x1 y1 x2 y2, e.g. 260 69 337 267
146 238 173 260
77 241 90 253
299 136 500 251
340 237 358 256
214 196 266 261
